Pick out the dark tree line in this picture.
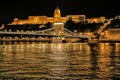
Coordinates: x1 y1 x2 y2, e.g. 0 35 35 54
106 18 120 29
64 19 103 32
2 22 52 32
1 18 105 33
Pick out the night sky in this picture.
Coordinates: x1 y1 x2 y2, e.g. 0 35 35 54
0 0 120 25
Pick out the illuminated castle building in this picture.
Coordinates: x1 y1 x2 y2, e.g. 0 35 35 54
10 7 105 25
11 7 86 25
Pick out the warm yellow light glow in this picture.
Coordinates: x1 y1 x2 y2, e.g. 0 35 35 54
34 17 39 23
54 7 61 18
10 7 107 25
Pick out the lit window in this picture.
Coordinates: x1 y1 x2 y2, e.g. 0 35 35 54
34 17 39 23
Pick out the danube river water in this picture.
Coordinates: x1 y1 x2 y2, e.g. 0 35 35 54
0 42 120 80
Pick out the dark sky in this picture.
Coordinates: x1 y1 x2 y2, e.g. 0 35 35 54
0 0 120 25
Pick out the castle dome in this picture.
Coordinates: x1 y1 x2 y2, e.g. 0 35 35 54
54 7 61 18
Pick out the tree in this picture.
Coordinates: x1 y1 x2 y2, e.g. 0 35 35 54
45 22 52 28
64 18 75 31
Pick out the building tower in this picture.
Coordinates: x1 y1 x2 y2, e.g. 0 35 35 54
54 6 61 22
54 6 61 18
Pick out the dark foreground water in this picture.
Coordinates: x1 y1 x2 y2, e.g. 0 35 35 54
0 42 120 80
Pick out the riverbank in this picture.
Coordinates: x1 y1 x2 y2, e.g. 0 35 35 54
0 39 120 44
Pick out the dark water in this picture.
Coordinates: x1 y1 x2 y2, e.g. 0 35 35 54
0 42 120 80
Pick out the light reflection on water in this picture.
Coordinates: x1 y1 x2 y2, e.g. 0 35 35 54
0 42 120 80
